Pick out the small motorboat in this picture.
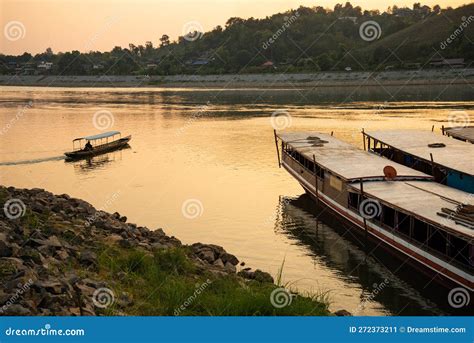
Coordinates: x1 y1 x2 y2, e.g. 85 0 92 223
64 131 131 160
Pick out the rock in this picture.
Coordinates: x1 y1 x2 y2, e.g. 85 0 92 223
237 269 274 283
213 258 225 268
221 252 239 266
334 309 352 316
253 270 274 283
79 250 97 267
224 262 236 273
197 249 215 263
2 304 31 315
34 279 65 294
56 250 69 260
0 240 13 257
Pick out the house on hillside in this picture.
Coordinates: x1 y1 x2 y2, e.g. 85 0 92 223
37 62 53 73
261 61 276 69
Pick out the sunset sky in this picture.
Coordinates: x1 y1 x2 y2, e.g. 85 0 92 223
1 0 470 55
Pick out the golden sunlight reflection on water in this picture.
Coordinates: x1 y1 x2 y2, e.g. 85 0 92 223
1 86 472 315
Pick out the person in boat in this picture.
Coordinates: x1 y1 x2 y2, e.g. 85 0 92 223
84 141 93 151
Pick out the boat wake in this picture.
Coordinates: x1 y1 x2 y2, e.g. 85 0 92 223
0 156 65 166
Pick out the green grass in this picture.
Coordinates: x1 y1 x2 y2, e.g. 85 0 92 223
96 246 330 316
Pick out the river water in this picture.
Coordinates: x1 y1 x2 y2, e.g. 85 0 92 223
1 85 473 316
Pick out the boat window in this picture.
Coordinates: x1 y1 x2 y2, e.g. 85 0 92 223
412 218 428 244
427 226 447 254
448 235 471 268
396 212 411 236
348 192 360 210
382 205 395 228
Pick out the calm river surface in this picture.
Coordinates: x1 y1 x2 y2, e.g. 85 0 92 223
1 85 473 316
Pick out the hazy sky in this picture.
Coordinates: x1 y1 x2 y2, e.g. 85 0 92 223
1 0 469 55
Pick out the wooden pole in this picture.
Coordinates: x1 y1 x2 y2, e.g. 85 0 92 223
331 131 334 136
431 125 434 132
273 129 281 168
430 153 436 180
313 154 319 199
362 128 366 151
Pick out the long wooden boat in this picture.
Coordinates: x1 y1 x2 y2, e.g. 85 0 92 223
442 126 474 144
362 129 474 193
64 131 131 160
275 131 473 291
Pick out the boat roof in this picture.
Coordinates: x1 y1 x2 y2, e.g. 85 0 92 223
364 130 474 176
351 180 474 239
74 131 121 141
444 126 474 144
277 131 432 181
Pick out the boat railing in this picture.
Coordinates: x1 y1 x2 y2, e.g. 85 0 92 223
347 190 472 273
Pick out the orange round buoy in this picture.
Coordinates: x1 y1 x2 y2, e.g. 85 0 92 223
383 165 397 180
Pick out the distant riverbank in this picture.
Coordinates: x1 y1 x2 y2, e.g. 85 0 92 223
1 68 473 88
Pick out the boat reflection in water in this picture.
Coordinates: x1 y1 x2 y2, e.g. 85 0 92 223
275 194 471 315
65 145 131 173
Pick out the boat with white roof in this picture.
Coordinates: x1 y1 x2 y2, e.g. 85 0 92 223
362 129 474 193
274 131 473 291
64 131 131 160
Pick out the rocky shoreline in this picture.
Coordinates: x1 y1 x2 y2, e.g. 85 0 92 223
1 68 473 88
0 186 345 316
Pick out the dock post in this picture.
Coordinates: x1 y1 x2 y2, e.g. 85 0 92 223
313 154 319 199
362 129 366 151
273 129 281 168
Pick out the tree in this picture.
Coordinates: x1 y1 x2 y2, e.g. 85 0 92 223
159 34 170 47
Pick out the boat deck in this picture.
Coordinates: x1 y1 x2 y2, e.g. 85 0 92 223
443 126 474 144
277 132 431 181
363 130 474 176
351 180 474 239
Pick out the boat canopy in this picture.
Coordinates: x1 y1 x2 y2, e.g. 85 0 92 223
277 131 432 181
443 126 474 144
73 131 121 142
363 130 474 176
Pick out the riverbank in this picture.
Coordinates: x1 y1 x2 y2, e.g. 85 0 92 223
0 186 335 316
1 68 473 88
